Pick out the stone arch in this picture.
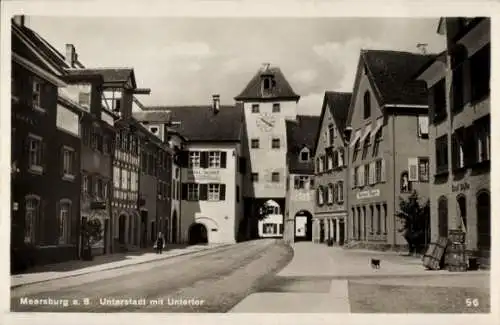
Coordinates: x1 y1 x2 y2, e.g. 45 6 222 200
294 210 313 242
476 190 490 250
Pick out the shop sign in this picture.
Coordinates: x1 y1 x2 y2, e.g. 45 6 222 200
452 182 470 192
356 189 380 200
186 169 221 182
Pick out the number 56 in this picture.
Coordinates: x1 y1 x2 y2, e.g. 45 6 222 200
466 298 479 307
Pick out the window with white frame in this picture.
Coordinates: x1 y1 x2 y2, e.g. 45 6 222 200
187 183 199 201
272 103 280 113
272 138 280 149
62 147 75 177
208 151 221 168
251 138 260 149
32 78 42 109
208 184 221 201
337 181 344 202
189 151 201 168
58 201 71 244
327 184 334 204
25 196 40 244
294 176 308 189
271 172 280 183
252 104 260 113
327 153 333 170
299 147 310 162
263 223 277 234
328 124 335 146
28 134 43 172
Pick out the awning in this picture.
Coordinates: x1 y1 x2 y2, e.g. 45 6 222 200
359 124 372 143
349 129 362 147
371 118 384 140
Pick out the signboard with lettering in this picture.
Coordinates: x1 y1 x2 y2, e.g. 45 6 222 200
452 182 470 192
187 169 221 182
356 189 380 200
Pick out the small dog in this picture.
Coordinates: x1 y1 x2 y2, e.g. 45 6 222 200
370 258 381 269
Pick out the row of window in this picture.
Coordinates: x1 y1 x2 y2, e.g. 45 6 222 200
251 103 281 113
113 167 139 192
82 174 110 200
315 148 346 173
432 44 490 123
352 203 388 239
181 183 227 201
352 160 385 188
435 116 490 175
141 149 170 176
251 138 282 149
251 172 281 183
81 125 113 155
24 196 73 246
11 76 46 113
316 182 344 205
262 223 284 235
113 189 138 202
352 127 383 162
188 151 228 169
157 180 170 200
293 175 314 190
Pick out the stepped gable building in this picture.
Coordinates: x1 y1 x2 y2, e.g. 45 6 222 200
346 49 435 248
312 91 351 245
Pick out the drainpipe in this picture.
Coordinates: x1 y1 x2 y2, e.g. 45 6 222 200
392 114 397 247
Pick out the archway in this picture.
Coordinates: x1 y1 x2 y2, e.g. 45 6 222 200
172 211 178 244
118 214 126 244
188 223 208 245
476 191 490 250
294 210 313 242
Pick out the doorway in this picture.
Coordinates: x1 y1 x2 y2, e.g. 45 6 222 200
188 223 208 245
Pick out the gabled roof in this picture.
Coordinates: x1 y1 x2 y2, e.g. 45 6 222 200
347 49 436 124
144 104 243 143
312 92 352 156
234 66 300 101
66 68 136 88
286 115 321 174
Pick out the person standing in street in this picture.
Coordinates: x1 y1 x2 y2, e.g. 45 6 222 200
155 232 164 254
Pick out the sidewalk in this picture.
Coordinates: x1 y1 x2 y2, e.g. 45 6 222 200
11 243 229 288
230 242 489 313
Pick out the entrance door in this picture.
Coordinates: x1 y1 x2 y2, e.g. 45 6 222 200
118 215 126 244
188 223 208 245
339 220 345 246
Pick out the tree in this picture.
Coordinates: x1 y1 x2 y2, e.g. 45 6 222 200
81 217 103 260
396 191 430 255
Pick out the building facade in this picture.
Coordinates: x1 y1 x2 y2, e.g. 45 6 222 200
236 64 301 240
284 115 320 244
312 92 351 245
346 50 433 248
417 17 490 266
144 100 245 244
11 18 81 270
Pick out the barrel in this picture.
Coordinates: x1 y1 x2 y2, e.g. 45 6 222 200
448 230 466 244
446 243 467 272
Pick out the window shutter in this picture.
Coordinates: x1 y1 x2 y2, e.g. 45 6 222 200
408 158 419 181
339 150 344 167
200 184 208 200
351 168 355 188
369 162 375 185
332 184 337 204
220 151 227 168
179 151 188 167
181 183 188 200
316 188 320 205
200 151 208 168
381 159 386 182
220 184 226 201
359 165 365 186
323 186 328 205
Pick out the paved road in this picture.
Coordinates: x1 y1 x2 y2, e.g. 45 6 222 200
11 239 293 313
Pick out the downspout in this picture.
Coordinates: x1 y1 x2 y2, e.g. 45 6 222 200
392 113 397 247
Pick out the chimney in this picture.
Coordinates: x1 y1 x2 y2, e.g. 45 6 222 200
65 44 76 68
212 94 220 114
13 15 25 27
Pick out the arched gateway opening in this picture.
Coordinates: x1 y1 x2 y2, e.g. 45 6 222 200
294 210 313 242
188 223 208 245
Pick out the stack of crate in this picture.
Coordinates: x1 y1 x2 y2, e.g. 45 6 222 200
422 237 448 270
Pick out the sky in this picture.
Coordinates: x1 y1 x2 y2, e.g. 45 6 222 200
27 16 446 115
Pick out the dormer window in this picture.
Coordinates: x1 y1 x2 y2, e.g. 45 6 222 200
363 91 371 119
299 147 310 162
263 78 271 90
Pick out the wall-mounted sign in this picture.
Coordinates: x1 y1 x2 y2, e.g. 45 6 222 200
90 201 106 210
356 189 380 200
187 169 221 182
452 182 470 192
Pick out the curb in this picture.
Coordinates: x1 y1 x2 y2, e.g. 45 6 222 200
276 271 490 281
11 244 232 289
